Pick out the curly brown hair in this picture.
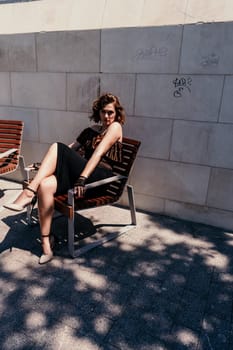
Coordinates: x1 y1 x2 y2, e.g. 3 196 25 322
90 93 126 125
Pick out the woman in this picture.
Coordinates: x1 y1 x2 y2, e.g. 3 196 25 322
4 93 125 264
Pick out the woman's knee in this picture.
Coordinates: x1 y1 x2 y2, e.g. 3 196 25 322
49 142 58 153
38 176 57 195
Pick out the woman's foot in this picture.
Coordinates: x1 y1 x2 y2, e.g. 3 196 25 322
4 186 37 212
39 234 54 264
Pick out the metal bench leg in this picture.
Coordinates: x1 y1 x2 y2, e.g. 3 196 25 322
23 171 35 225
68 190 75 258
68 216 75 258
67 186 137 258
127 184 137 225
19 155 27 179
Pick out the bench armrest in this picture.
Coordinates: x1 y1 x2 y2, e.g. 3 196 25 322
68 174 127 199
0 148 18 158
85 175 126 189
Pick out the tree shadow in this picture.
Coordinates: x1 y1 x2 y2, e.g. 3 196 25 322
0 209 233 349
0 211 41 256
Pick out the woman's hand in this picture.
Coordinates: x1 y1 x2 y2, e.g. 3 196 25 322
74 176 87 197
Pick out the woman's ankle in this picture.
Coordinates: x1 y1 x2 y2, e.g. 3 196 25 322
41 235 53 254
24 188 35 197
13 188 35 205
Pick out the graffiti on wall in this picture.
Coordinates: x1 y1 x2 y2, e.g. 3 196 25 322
200 53 219 67
173 77 192 98
134 47 168 61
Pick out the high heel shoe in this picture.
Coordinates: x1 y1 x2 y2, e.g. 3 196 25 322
39 234 54 265
4 186 37 212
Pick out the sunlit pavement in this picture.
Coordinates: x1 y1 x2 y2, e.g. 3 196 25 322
0 178 233 350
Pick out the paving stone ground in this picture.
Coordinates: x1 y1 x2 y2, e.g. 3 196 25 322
0 178 233 350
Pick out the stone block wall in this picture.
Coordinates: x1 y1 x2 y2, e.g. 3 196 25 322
1 21 233 230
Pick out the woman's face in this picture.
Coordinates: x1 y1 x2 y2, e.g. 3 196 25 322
99 103 116 128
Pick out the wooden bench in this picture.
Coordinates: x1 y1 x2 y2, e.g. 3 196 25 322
25 137 141 257
0 119 25 178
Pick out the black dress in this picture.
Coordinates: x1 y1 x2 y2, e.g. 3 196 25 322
54 127 122 196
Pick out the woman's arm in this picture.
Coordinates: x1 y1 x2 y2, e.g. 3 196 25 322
81 122 122 178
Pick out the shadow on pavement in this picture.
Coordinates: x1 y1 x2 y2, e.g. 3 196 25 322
0 209 233 349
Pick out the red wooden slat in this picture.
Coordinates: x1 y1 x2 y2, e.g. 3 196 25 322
0 119 24 176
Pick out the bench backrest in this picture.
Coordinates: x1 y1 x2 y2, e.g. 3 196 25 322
105 137 141 199
0 119 24 175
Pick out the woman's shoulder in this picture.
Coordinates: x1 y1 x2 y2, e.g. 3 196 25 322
111 121 122 128
108 121 123 135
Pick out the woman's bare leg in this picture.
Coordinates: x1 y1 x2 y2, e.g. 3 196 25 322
37 175 57 255
12 143 58 207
